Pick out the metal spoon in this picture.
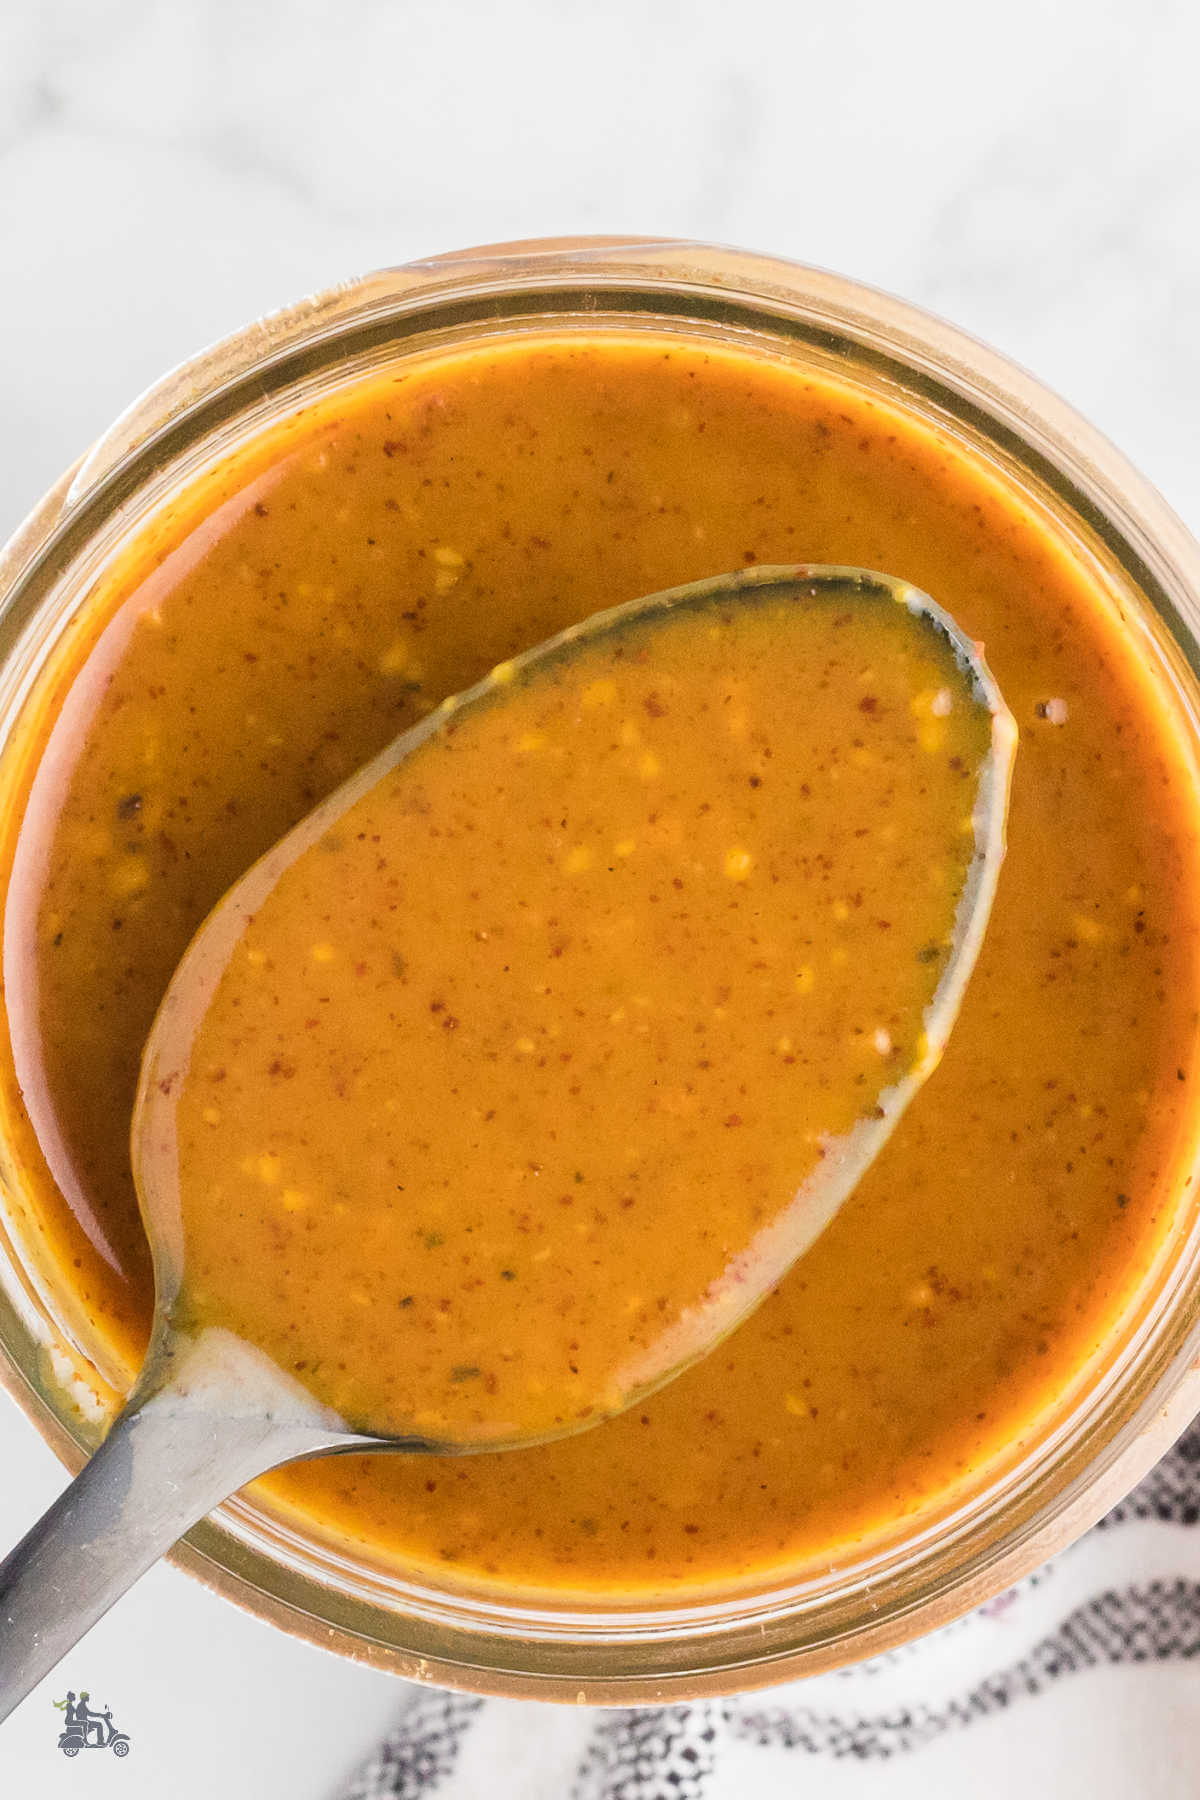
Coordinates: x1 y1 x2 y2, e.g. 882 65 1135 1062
0 566 1016 1718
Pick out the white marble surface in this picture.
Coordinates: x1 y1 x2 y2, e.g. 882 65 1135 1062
1 0 1199 1793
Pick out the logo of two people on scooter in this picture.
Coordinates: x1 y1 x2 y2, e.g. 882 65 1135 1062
53 1689 131 1757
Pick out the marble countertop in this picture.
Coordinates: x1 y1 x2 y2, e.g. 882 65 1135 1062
2 0 1199 1794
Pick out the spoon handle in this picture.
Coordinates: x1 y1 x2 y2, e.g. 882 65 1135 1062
0 1328 347 1724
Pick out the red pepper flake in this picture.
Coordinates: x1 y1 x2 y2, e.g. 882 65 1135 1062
858 694 879 713
724 1112 742 1128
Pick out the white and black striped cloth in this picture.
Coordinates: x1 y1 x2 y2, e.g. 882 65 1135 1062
337 1420 1200 1799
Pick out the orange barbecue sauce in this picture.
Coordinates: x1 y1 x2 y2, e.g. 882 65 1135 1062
135 586 998 1446
2 333 1199 1592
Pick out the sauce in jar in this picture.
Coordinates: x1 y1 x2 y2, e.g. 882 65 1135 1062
3 332 1198 1593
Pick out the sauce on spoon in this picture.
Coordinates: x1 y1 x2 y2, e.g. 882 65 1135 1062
135 567 1014 1446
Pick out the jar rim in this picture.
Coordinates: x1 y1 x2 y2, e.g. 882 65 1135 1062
3 236 1200 1701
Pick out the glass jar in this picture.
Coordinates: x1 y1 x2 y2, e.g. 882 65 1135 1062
2 238 1199 1701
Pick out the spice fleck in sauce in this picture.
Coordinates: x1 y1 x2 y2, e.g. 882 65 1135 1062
135 583 1001 1445
2 334 1199 1592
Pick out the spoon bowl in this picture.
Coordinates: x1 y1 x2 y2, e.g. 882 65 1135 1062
0 566 1015 1715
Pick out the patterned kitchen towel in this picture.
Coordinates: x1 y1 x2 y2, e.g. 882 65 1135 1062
335 1420 1200 1800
